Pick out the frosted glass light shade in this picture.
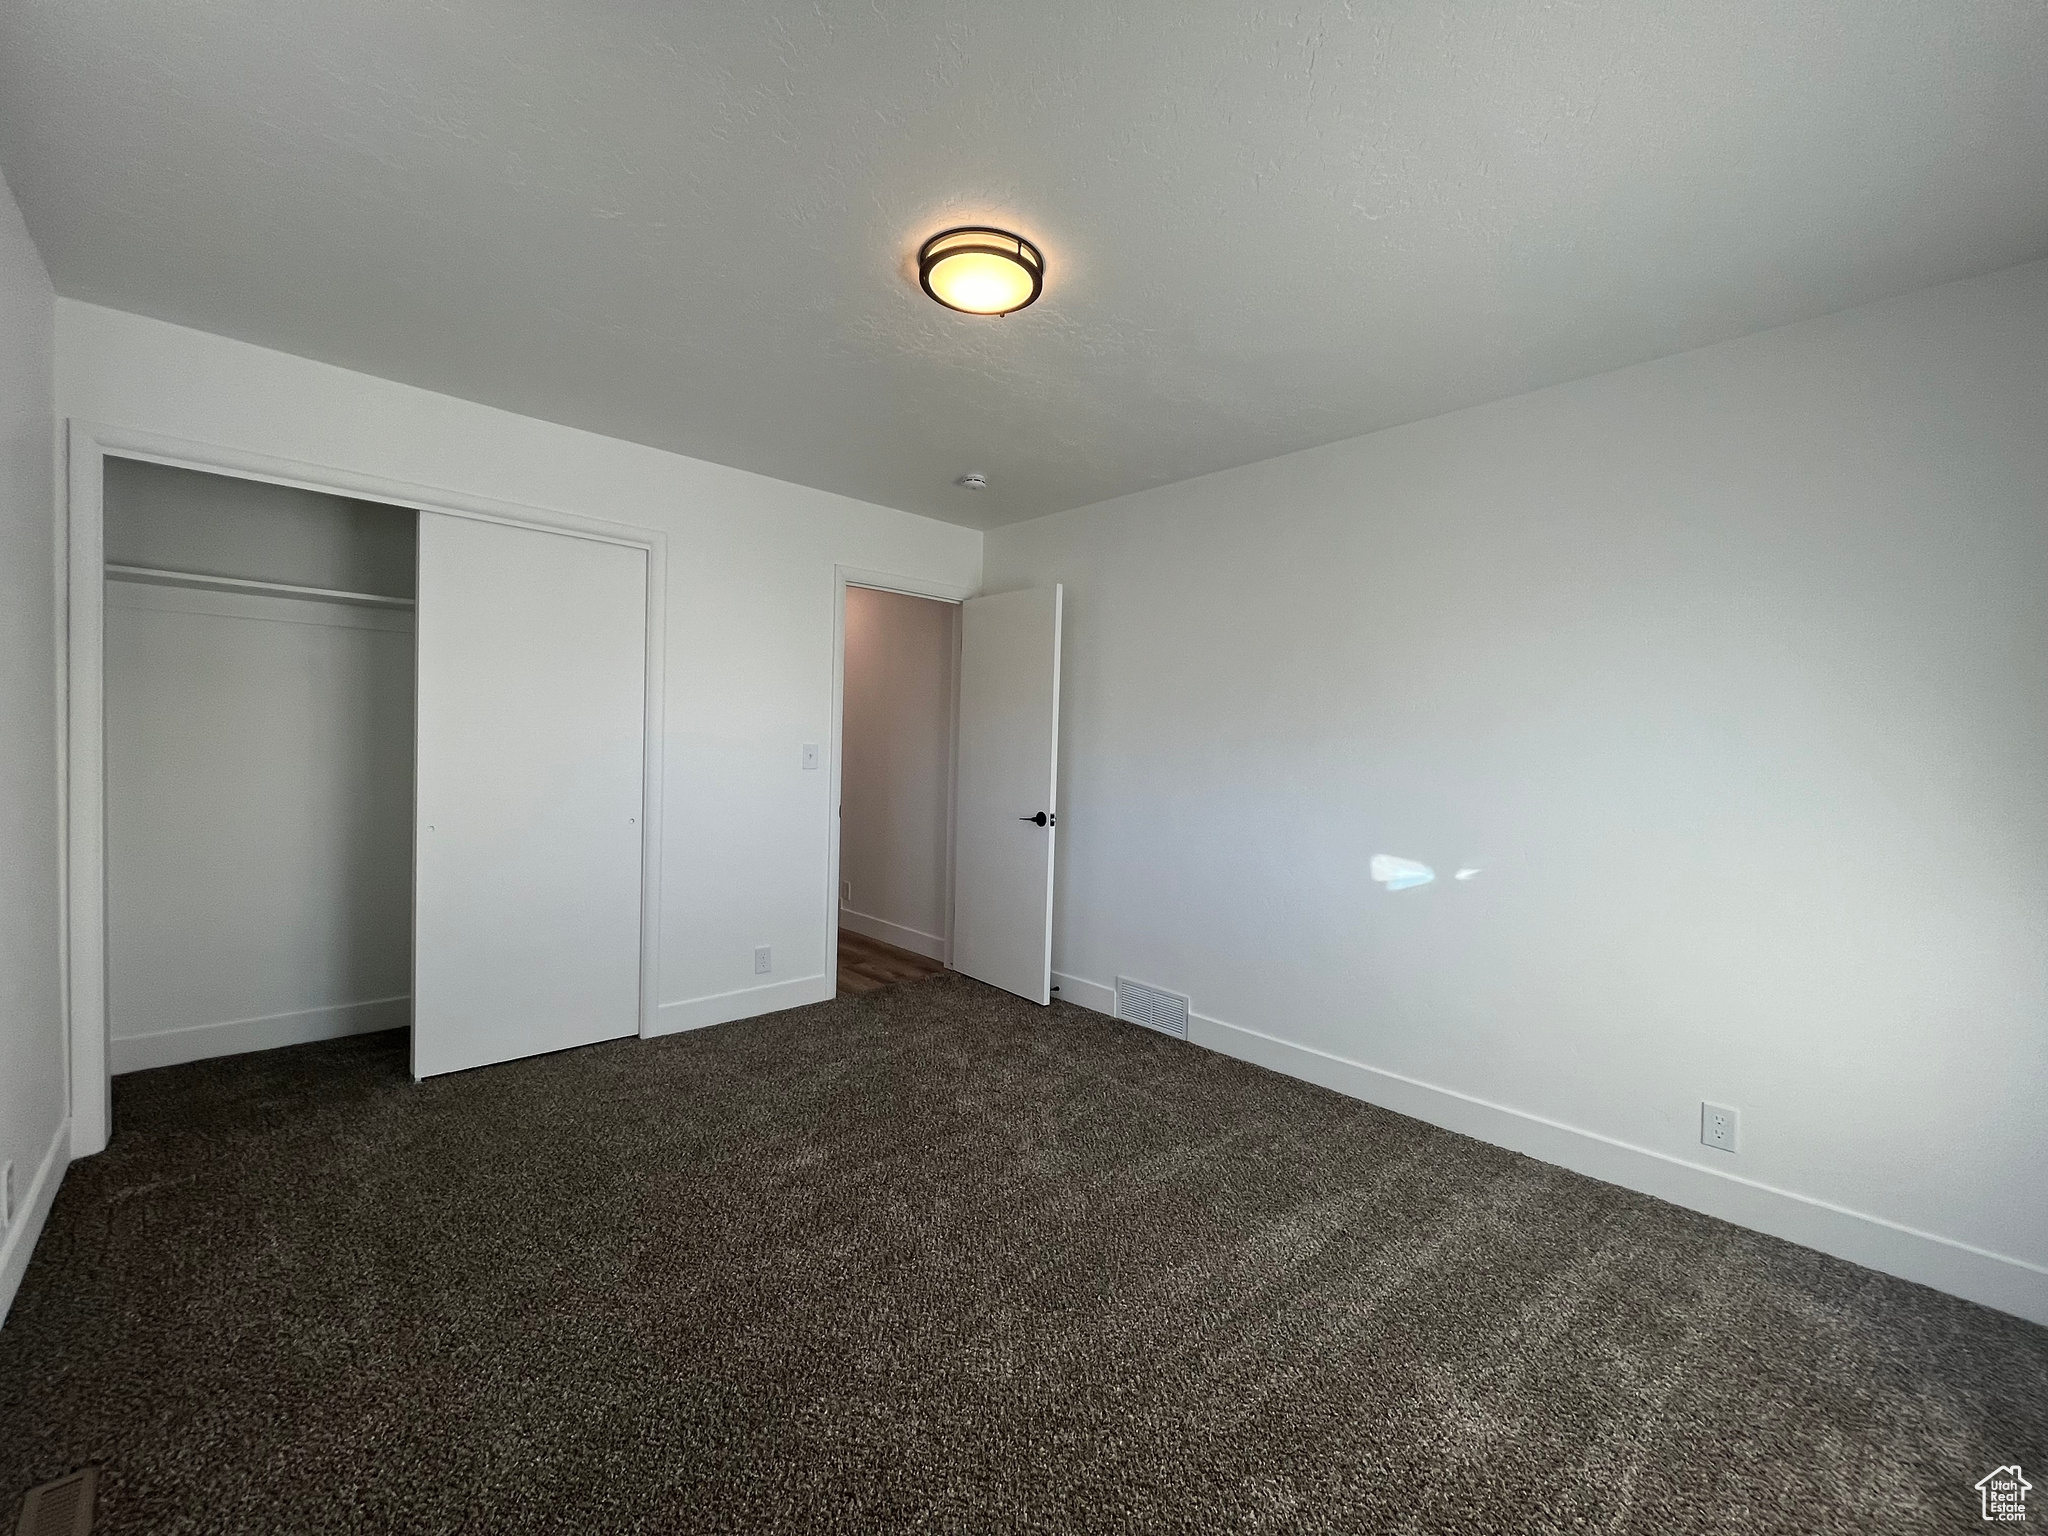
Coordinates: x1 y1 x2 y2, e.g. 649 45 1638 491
918 228 1044 316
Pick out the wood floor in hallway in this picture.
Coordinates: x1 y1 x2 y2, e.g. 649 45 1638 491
837 928 945 997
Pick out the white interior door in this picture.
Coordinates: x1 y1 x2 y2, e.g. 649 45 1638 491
951 584 1063 1003
413 512 648 1078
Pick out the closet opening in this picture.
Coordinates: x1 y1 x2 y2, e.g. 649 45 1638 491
101 457 419 1074
834 583 959 997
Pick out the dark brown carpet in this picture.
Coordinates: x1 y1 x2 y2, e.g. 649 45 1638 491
2 973 2042 1534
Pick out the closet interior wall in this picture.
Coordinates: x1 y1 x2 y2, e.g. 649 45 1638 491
102 457 418 1072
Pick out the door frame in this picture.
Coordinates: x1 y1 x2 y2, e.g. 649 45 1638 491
825 564 977 995
60 419 669 1157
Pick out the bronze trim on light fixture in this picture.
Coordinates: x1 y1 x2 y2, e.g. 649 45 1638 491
917 226 1044 315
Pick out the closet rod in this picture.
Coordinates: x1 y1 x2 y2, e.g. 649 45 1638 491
105 563 416 610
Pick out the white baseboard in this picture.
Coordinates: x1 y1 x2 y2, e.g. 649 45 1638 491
1052 970 1116 1015
111 994 411 1074
651 973 831 1035
1 1117 70 1328
1053 968 2048 1327
840 908 947 961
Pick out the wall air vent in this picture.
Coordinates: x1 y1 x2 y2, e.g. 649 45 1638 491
1115 977 1190 1039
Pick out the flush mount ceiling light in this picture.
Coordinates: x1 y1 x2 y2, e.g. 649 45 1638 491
917 227 1043 316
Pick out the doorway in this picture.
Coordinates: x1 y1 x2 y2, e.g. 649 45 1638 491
827 569 1065 1006
835 582 959 998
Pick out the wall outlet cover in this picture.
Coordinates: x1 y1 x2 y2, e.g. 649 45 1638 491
754 945 773 975
1701 1101 1741 1154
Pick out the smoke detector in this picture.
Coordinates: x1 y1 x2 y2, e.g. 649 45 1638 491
955 472 989 491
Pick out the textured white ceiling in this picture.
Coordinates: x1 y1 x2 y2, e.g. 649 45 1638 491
3 2 2045 529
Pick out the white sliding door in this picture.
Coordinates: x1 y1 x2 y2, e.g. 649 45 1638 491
413 512 648 1078
951 585 1063 1004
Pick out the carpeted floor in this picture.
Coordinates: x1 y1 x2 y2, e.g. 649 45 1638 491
2 974 2042 1534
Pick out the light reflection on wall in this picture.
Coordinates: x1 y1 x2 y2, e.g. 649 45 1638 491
1370 854 1434 892
1370 857 1485 891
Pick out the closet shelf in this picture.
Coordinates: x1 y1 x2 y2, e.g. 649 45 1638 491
105 563 416 609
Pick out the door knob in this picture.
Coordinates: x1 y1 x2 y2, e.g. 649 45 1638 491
1019 812 1055 827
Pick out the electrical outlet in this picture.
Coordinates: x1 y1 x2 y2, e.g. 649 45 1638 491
1701 1101 1741 1154
840 879 852 903
754 945 773 975
1 1160 13 1226
801 743 821 770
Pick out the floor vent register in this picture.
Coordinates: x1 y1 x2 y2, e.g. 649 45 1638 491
15 1466 97 1536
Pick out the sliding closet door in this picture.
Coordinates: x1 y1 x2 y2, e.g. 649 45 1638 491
412 512 648 1079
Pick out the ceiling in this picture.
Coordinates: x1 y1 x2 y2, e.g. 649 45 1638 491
3 3 2045 531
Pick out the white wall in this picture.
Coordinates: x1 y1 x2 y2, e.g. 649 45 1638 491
103 459 416 1071
840 585 957 959
57 300 983 1050
0 168 64 1324
986 258 2048 1325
